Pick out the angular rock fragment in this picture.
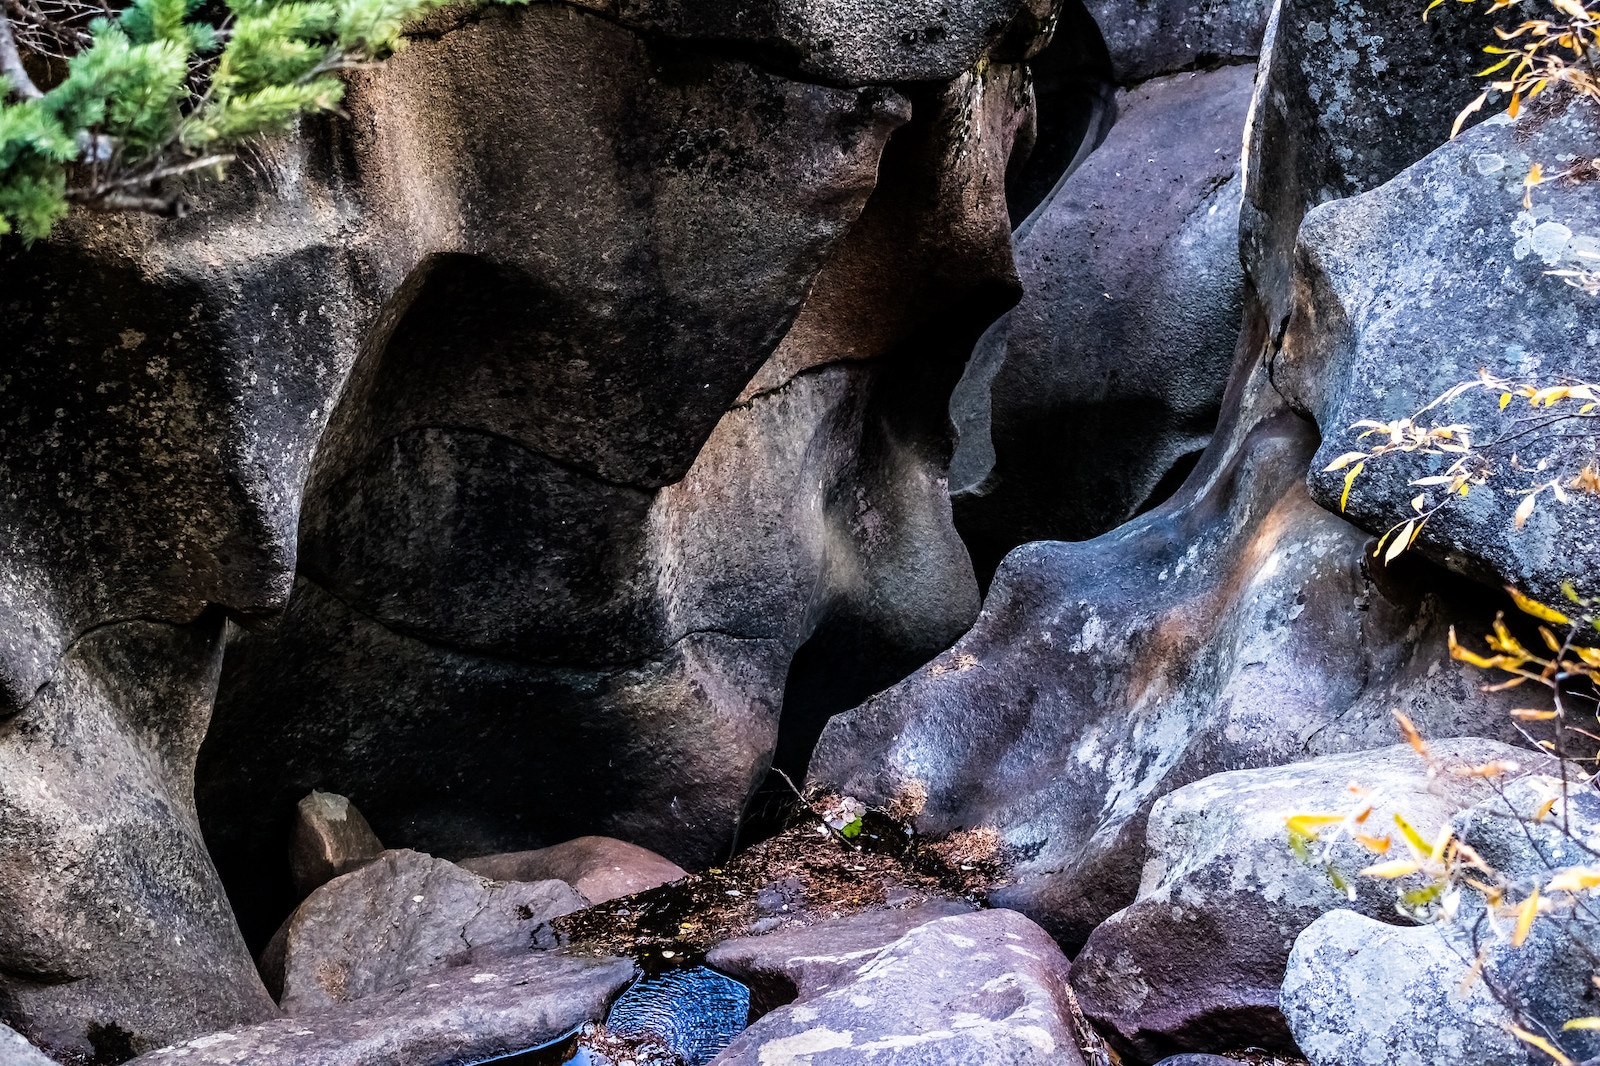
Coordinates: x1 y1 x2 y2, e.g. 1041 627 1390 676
277 850 585 1014
951 64 1253 575
707 900 975 1016
1071 739 1552 1060
125 952 634 1066
1282 776 1600 1066
290 791 386 899
1280 97 1600 607
710 909 1086 1065
460 837 687 906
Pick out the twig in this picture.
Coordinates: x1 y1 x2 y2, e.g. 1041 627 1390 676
771 768 859 850
0 9 43 100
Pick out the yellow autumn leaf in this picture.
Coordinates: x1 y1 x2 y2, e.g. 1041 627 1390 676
1453 90 1489 138
1501 392 1513 409
1513 886 1541 947
1512 708 1558 720
1536 796 1560 822
1385 520 1416 564
1548 868 1600 893
1360 859 1423 878
1341 460 1365 513
1564 1017 1600 1031
1286 813 1345 837
1515 493 1539 528
1324 451 1370 471
1509 586 1571 625
1395 812 1433 856
1355 833 1393 853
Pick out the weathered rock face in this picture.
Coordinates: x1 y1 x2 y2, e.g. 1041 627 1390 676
460 837 687 906
275 850 584 1015
1282 776 1600 1066
1279 97 1600 607
710 908 1086 1066
1070 739 1552 1061
0 618 277 1063
815 327 1531 950
951 64 1253 578
126 951 635 1066
706 900 974 1016
290 791 386 899
1241 0 1496 324
197 17 1039 954
1082 0 1271 82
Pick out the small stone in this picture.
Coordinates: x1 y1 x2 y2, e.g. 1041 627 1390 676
460 837 686 905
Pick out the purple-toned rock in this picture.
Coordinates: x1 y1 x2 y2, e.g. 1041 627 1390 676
460 836 687 905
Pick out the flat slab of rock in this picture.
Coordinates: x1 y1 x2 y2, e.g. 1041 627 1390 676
707 899 974 1014
1071 739 1551 1060
709 908 1086 1065
126 951 634 1066
290 792 385 899
460 837 687 906
279 849 585 1014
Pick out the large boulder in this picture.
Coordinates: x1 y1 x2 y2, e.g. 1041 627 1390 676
1282 775 1600 1066
951 64 1253 577
126 951 634 1066
460 837 687 906
275 850 584 1015
1242 0 1496 323
0 1023 57 1066
1070 739 1553 1061
709 908 1087 1066
1279 96 1600 607
815 332 1531 950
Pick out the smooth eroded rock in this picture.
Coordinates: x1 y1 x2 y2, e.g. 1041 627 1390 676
278 849 585 1014
1083 0 1272 82
952 63 1252 577
0 1023 57 1066
460 837 687 906
126 951 634 1066
709 908 1086 1066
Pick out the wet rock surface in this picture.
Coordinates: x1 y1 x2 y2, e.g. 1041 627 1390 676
275 849 585 1014
710 908 1088 1066
124 952 634 1066
1070 739 1554 1061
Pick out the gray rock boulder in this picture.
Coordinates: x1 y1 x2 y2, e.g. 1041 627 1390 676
290 792 386 899
709 908 1087 1066
1282 775 1600 1066
1071 739 1553 1061
707 900 975 1016
460 837 687 906
126 951 634 1066
951 64 1252 578
1280 96 1600 607
0 1023 57 1066
1083 0 1272 82
815 332 1531 950
1242 0 1497 323
277 850 585 1014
